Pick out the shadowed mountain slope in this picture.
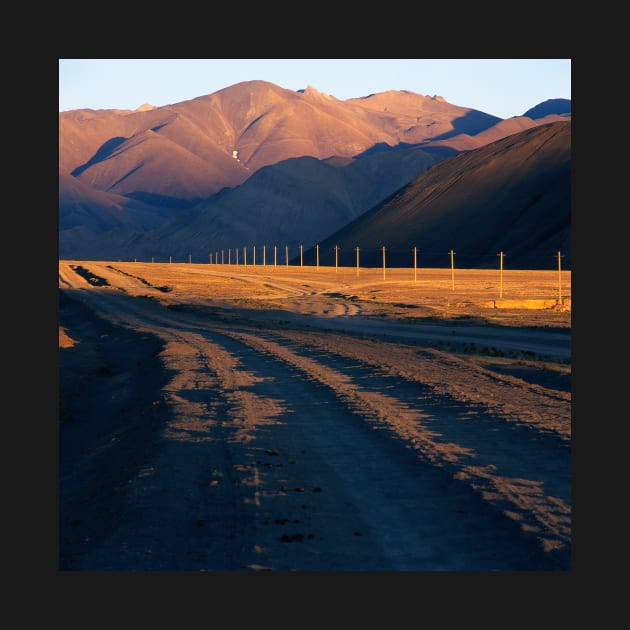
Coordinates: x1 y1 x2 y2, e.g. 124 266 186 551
59 173 180 239
430 113 571 151
522 98 571 119
307 121 571 270
63 145 445 262
58 171 189 258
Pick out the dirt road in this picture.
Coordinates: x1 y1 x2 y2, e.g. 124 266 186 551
59 261 571 570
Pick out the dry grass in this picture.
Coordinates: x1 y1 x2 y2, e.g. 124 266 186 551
66 261 570 330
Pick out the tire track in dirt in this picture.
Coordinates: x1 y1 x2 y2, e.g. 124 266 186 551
119 314 558 568
183 325 566 570
159 329 286 445
273 330 571 440
220 328 571 556
259 337 571 504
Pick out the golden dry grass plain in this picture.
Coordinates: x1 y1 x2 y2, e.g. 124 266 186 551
60 260 570 326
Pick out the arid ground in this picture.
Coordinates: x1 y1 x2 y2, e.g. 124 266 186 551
58 261 571 571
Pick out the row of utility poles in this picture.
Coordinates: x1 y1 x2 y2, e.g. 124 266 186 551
176 245 428 279
197 245 457 280
146 247 565 300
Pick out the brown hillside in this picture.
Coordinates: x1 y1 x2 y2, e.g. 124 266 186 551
311 121 571 270
60 80 502 196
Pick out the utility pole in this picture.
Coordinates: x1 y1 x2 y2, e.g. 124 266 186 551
300 244 303 267
274 245 277 268
356 246 360 277
209 253 212 264
498 251 505 298
228 248 231 265
449 249 456 290
285 245 289 267
152 256 154 264
413 247 417 283
170 255 172 264
557 251 563 304
382 246 386 280
221 250 224 265
253 246 256 265
236 248 239 265
316 244 319 269
189 254 192 264
263 245 266 266
334 245 339 272
244 246 247 267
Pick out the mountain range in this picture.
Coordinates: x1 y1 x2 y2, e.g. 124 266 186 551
59 80 571 268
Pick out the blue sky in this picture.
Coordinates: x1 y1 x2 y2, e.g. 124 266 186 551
59 59 571 120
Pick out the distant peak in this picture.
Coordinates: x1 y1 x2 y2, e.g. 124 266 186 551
135 103 156 112
302 85 335 100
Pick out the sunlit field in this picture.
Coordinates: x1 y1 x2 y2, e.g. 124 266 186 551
61 260 571 329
